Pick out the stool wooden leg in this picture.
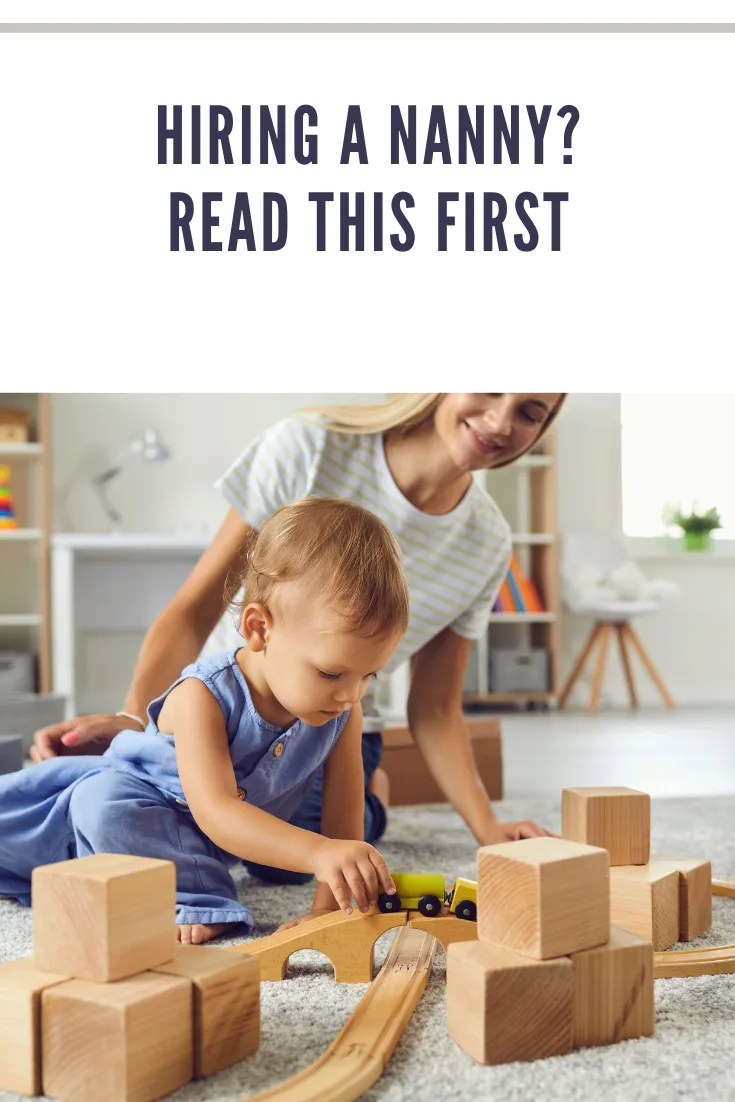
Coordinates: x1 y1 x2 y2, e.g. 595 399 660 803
588 623 613 712
623 623 676 709
616 623 639 707
558 623 603 709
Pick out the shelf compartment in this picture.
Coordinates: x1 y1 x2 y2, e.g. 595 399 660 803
0 443 44 457
0 613 43 626
0 528 43 542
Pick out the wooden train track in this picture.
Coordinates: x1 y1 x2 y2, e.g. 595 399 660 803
228 905 475 982
654 877 735 979
245 926 437 1102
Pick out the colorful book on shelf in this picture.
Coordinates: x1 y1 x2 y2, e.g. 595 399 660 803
492 555 545 613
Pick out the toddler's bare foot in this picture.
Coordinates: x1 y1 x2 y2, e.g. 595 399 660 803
177 922 230 945
368 766 390 809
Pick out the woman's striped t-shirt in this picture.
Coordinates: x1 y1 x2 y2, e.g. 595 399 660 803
211 414 512 731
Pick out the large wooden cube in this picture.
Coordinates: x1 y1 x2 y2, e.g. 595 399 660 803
447 939 574 1065
609 865 679 951
153 945 260 1077
562 787 650 866
571 925 654 1047
478 837 610 959
42 971 193 1102
649 858 712 941
32 854 176 982
0 958 68 1096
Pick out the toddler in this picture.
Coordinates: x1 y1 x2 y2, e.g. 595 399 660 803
0 498 407 943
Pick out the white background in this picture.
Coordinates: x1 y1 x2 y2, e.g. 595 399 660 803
0 30 733 388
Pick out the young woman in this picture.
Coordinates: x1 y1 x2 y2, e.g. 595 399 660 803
33 393 565 862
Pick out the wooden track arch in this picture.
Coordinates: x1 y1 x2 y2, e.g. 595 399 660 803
228 905 477 982
654 877 735 979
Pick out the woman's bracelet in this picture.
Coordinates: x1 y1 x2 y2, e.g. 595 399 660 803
115 710 146 731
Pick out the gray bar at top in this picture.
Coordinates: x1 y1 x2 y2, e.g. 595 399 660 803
0 22 734 33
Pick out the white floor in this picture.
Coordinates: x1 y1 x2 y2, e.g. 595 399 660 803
498 706 735 798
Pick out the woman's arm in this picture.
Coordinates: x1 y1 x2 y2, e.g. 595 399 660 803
172 682 393 912
31 507 254 760
407 627 549 845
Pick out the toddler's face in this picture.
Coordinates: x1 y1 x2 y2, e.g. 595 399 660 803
251 580 402 728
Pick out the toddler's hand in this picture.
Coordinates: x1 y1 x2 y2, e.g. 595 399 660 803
309 839 396 915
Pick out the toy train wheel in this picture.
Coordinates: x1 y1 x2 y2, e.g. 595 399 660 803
378 893 402 913
418 894 442 917
455 900 477 922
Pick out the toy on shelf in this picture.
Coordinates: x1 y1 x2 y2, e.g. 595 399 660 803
377 872 478 921
0 408 30 445
0 464 17 529
0 853 260 1102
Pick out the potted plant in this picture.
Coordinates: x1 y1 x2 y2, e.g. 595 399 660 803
663 501 722 551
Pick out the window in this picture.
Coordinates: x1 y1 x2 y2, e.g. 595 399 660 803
621 394 735 540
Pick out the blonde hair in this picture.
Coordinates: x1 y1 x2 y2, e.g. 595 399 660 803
229 497 409 638
304 393 566 467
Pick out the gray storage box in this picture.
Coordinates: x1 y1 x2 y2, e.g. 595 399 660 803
489 648 549 693
0 651 34 695
0 734 24 773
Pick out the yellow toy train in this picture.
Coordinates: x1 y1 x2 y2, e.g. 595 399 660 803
378 873 478 921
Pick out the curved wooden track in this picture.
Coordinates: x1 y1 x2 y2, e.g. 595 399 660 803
654 877 735 979
244 926 437 1102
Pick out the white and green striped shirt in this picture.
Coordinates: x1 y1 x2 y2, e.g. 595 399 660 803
211 414 511 730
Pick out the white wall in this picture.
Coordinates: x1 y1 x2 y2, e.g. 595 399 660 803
557 394 735 707
51 393 378 535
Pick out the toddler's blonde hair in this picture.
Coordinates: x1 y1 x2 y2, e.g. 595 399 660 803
230 497 410 638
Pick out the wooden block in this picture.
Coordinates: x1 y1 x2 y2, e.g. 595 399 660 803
153 945 259 1078
610 865 680 951
381 718 502 804
650 857 712 941
477 837 610 959
447 939 574 1065
32 854 176 982
562 787 650 866
0 957 68 1096
42 971 193 1102
571 925 654 1047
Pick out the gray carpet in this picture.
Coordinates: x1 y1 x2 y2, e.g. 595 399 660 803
2 795 735 1102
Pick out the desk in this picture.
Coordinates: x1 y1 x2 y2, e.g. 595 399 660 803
51 533 209 717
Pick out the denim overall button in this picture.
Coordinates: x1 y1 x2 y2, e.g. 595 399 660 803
236 787 247 800
273 742 284 758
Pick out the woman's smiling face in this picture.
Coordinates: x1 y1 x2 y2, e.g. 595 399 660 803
434 393 562 472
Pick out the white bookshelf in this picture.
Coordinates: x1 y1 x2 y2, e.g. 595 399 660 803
0 395 52 692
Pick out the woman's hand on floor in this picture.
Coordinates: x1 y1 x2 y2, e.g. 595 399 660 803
480 819 557 845
30 714 131 763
